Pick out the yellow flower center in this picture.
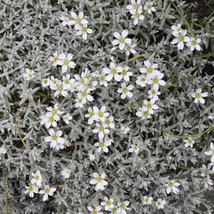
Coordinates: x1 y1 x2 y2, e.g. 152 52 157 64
58 85 64 92
92 210 97 214
122 87 128 93
76 18 81 24
35 175 40 180
64 79 70 84
147 4 152 9
191 40 197 46
63 60 69 65
28 73 33 79
144 198 149 203
89 112 94 117
53 57 59 62
99 142 105 148
111 68 117 75
134 4 140 10
81 91 87 97
100 76 105 81
168 181 173 187
119 203 126 209
146 103 152 109
134 146 139 151
119 37 125 43
98 112 104 118
98 126 105 132
82 27 87 32
195 93 201 99
122 70 127 76
52 109 58 115
105 119 110 125
135 13 141 19
52 134 58 141
45 188 50 194
96 176 103 183
29 185 33 191
106 200 112 206
178 35 184 42
157 201 161 206
49 117 55 123
153 77 159 84
147 67 153 73
143 111 149 117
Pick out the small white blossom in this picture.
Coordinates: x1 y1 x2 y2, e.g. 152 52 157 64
184 138 195 148
117 82 134 99
101 197 114 211
171 23 183 36
93 123 109 139
49 52 61 66
60 15 73 26
171 30 190 50
117 201 130 214
130 9 145 25
187 37 201 51
61 168 71 179
143 196 153 205
136 107 152 120
127 0 142 13
166 180 180 194
120 66 133 82
87 206 103 214
39 185 56 201
23 68 34 80
89 173 108 191
112 30 132 50
129 144 140 154
143 99 159 114
103 116 115 129
140 60 160 80
58 53 76 73
120 126 130 134
76 24 93 40
62 113 73 124
191 88 208 104
95 138 112 153
103 62 122 82
70 11 88 30
41 78 50 88
31 170 42 187
125 43 137 55
144 2 156 14
147 72 166 90
148 88 161 101
202 175 213 189
25 184 38 198
155 199 166 209
136 74 148 87
93 106 109 122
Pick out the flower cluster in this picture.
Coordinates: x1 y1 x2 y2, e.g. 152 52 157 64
24 170 56 201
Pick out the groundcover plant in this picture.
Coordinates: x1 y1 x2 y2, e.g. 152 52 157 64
0 0 213 213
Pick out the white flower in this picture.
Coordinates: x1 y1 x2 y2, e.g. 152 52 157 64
148 88 161 101
127 0 142 13
95 138 112 153
44 129 65 150
93 106 109 122
120 126 130 134
98 73 109 87
75 97 86 108
155 199 166 209
140 60 160 80
112 30 132 50
136 107 151 120
24 184 38 198
101 197 114 211
103 116 115 129
76 24 93 40
144 2 156 14
89 173 108 191
130 9 145 25
143 99 159 114
87 206 103 214
166 180 180 194
49 76 60 90
103 62 122 82
85 107 97 124
171 23 183 37
117 201 129 214
191 88 208 104
54 82 68 97
200 164 213 177
60 15 73 26
41 78 50 88
62 113 73 124
171 30 190 50
136 74 148 87
129 144 140 154
120 66 133 82
49 52 61 66
186 37 201 51
117 82 134 99
184 138 195 148
61 168 71 179
46 104 63 118
142 196 153 205
31 170 42 187
125 43 137 55
70 11 88 30
58 53 76 73
205 143 214 163
23 68 34 80
39 185 56 201
77 89 94 102
93 123 109 139
147 72 166 90
62 74 75 89
40 112 58 129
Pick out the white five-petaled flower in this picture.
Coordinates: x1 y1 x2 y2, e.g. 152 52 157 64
44 129 65 150
126 0 142 13
166 180 180 194
205 143 214 163
77 89 94 102
130 9 145 25
147 72 166 90
93 123 109 139
136 107 152 120
41 78 50 88
171 23 183 36
120 66 133 82
191 88 208 104
125 42 137 55
187 37 201 51
61 168 71 179
104 116 115 129
58 53 76 73
155 199 166 209
31 170 42 187
143 196 153 205
171 30 190 50
54 81 68 97
93 106 109 122
143 99 159 114
184 138 195 148
129 144 140 154
117 201 130 214
87 206 103 214
112 30 132 50
76 24 93 40
103 62 122 82
117 82 134 99
60 15 73 26
136 74 148 87
40 112 59 129
140 60 160 79
70 11 88 30
101 197 114 211
120 126 130 134
49 52 61 66
144 2 156 14
23 68 34 80
25 184 38 198
95 138 112 153
85 107 96 124
39 185 56 201
62 113 73 124
89 173 108 191
148 88 161 101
